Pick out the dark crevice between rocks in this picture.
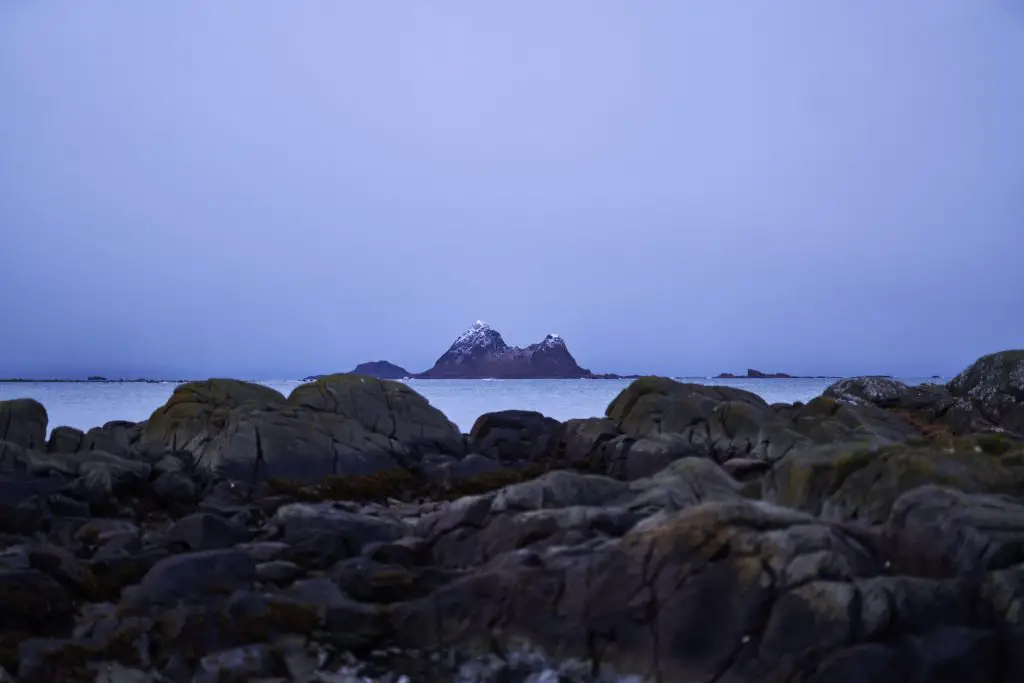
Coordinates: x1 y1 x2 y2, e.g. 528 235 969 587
252 425 266 483
0 406 13 442
380 387 399 442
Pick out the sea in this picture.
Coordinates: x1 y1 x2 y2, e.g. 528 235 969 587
0 377 944 436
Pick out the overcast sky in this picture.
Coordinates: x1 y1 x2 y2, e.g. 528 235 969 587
1 1 1022 379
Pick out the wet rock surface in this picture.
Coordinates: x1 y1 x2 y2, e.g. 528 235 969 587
0 358 1023 681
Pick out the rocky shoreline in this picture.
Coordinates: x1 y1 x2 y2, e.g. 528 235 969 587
0 351 1023 681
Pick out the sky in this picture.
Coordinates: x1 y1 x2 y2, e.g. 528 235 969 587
1 1 1023 380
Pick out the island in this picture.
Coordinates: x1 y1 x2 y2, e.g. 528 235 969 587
715 368 795 379
303 360 411 382
416 321 595 379
317 320 627 380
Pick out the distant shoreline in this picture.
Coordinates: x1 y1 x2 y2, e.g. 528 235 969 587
0 378 185 384
1 374 947 384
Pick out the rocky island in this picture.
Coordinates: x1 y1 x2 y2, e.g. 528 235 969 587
417 320 594 379
304 361 411 382
322 320 621 380
1 350 1023 681
715 368 796 379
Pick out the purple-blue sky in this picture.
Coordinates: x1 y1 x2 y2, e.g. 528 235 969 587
1 1 1022 379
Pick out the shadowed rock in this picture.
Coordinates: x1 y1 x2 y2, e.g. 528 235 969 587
137 375 463 483
0 398 48 450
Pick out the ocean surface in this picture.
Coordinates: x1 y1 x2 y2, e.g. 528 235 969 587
0 377 944 436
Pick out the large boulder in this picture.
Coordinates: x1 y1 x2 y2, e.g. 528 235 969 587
0 398 48 450
467 410 561 464
948 350 1024 434
138 378 286 455
606 377 771 439
138 375 464 483
825 377 949 411
46 426 84 453
605 378 920 467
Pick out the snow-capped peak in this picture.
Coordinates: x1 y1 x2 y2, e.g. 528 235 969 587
541 333 565 346
443 320 508 362
454 320 492 345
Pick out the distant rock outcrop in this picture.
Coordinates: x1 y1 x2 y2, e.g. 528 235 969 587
348 361 410 379
715 368 795 379
417 321 593 379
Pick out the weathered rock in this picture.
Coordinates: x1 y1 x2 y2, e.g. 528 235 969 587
137 378 286 453
468 410 561 464
137 376 463 483
272 502 408 569
555 417 628 468
825 377 949 411
605 377 919 467
606 432 702 480
80 420 142 457
766 439 1024 523
68 453 152 505
0 398 47 450
885 485 1024 578
46 426 84 453
395 499 991 683
607 377 771 439
421 461 746 570
948 350 1024 434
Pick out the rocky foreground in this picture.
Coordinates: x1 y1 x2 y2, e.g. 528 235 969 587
1 352 1023 682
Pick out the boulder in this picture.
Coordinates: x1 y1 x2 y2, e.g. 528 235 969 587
137 378 286 456
46 426 84 454
271 502 409 569
825 377 948 411
468 410 561 464
137 375 463 483
604 377 920 467
947 350 1024 434
0 398 47 450
606 377 771 439
80 420 142 457
556 417 625 465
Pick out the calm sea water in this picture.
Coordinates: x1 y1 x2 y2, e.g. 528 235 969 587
0 377 944 436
